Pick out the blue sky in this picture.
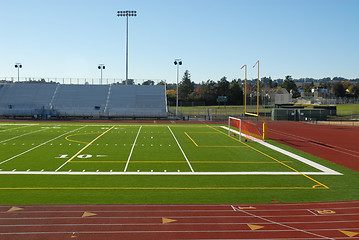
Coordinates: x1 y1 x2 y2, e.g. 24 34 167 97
0 0 358 83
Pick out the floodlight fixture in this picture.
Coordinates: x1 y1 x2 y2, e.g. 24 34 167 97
15 63 22 82
98 64 105 84
174 59 182 116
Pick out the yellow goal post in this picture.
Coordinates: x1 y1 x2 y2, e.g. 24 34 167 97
241 61 267 140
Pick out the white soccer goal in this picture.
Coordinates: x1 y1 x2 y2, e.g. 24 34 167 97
228 117 242 142
228 116 264 142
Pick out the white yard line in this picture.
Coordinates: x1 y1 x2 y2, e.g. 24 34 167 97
0 126 87 166
168 126 194 172
0 128 48 144
221 126 342 175
0 170 344 175
124 126 142 172
55 126 115 172
0 125 34 132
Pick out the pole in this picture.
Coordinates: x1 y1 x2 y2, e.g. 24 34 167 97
241 65 247 113
17 67 20 82
125 15 129 83
176 64 179 116
257 60 260 115
101 68 103 85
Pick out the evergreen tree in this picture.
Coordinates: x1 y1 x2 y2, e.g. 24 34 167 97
178 70 194 100
228 80 243 105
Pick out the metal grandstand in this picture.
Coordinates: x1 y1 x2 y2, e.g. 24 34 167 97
0 82 168 119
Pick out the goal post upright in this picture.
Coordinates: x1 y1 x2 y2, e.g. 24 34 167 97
242 60 267 141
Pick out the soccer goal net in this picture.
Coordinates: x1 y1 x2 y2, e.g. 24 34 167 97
228 116 263 141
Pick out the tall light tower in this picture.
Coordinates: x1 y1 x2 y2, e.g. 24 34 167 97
174 59 182 116
116 10 137 83
14 63 22 82
98 64 105 84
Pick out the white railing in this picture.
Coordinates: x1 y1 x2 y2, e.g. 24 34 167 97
0 77 166 85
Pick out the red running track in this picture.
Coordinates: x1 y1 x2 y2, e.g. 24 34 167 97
267 121 359 172
1 201 359 240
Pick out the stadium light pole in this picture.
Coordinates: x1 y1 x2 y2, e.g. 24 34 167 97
14 63 22 82
117 10 137 84
98 64 105 84
174 59 182 117
253 60 259 115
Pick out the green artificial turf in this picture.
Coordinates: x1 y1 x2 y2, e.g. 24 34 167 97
0 122 358 204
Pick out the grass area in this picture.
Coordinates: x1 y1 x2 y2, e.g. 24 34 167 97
0 122 358 204
336 104 359 116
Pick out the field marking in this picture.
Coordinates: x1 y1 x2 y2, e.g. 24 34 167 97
231 205 334 240
184 132 198 147
0 128 48 144
168 126 194 172
221 126 341 175
55 126 115 172
0 186 325 190
198 146 247 148
0 170 340 176
124 126 142 172
69 160 293 164
0 124 34 132
185 131 248 148
0 126 87 166
214 126 331 189
64 132 103 144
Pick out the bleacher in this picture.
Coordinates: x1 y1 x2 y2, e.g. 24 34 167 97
0 82 168 118
107 85 167 117
51 84 109 117
0 83 57 116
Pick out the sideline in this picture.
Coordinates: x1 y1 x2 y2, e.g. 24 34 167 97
221 126 341 175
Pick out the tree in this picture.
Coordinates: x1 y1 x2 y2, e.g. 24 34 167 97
122 79 134 85
178 70 194 100
217 76 230 96
227 80 243 105
142 80 155 85
200 80 217 105
281 75 299 97
157 80 166 85
332 82 346 97
354 83 359 98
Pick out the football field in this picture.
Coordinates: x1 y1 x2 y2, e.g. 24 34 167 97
0 122 357 204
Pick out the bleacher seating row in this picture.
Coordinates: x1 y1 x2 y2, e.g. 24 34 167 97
0 83 168 118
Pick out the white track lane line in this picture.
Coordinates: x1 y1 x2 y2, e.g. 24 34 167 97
124 126 142 172
55 126 114 172
0 128 48 143
270 127 359 157
231 205 335 240
168 126 194 172
0 126 87 166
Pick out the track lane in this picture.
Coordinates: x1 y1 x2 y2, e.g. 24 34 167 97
1 202 358 239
